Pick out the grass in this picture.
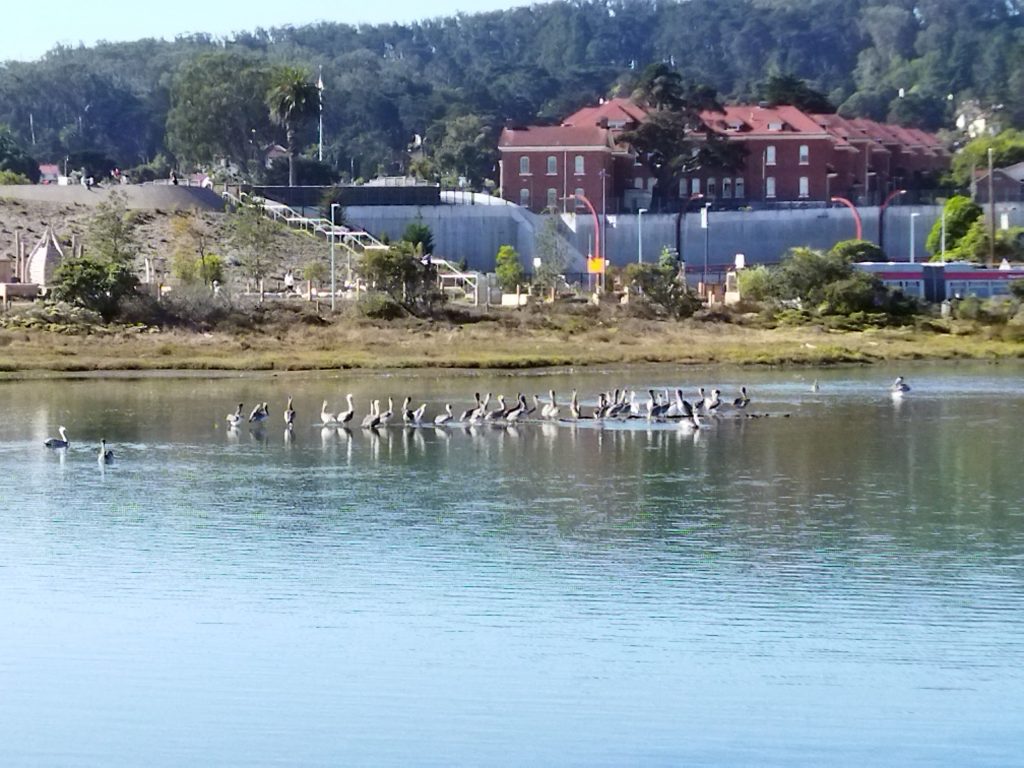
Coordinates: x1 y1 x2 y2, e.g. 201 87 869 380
1 311 1022 376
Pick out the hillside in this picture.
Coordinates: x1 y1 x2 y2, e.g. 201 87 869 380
0 0 1021 187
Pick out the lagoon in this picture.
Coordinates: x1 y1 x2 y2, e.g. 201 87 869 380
1 363 1023 766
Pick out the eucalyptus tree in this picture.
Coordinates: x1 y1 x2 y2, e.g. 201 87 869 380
265 66 320 187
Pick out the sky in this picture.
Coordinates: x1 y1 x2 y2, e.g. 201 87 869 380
2 0 539 63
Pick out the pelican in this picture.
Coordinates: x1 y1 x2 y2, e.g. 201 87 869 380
460 393 482 422
703 388 721 414
378 397 395 427
249 402 269 424
321 400 338 426
891 376 911 394
44 426 70 449
400 396 416 425
337 394 355 426
543 390 560 420
485 394 507 421
361 399 382 429
226 403 244 428
412 403 428 425
470 393 490 424
98 439 114 463
733 387 750 409
284 397 296 427
434 403 454 426
569 390 582 420
506 394 529 423
811 379 820 393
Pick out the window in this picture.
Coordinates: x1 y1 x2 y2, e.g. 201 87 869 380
574 187 585 208
765 145 776 166
679 179 688 198
735 177 745 198
799 145 809 165
574 155 585 175
691 178 701 195
707 177 717 198
635 178 644 189
766 176 776 198
722 178 733 199
519 156 530 175
546 188 557 209
647 177 656 191
546 156 557 175
799 176 809 198
519 188 530 207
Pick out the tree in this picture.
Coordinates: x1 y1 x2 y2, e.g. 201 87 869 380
401 218 435 255
949 131 1024 189
760 74 834 113
533 215 568 291
926 196 982 258
170 210 217 284
623 259 701 318
618 74 744 212
265 66 320 187
0 170 31 184
165 52 274 173
359 240 444 315
0 128 40 182
51 192 139 320
494 245 524 292
829 239 886 263
433 114 496 188
230 205 285 301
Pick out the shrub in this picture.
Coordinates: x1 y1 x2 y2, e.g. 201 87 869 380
495 245 524 292
737 265 775 301
623 262 701 319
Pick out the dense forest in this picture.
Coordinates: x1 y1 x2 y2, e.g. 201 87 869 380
0 0 1022 186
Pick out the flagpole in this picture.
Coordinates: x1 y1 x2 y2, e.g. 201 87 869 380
317 66 324 162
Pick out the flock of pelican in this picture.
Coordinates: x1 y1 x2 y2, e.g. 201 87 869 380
225 385 758 435
44 377 913 459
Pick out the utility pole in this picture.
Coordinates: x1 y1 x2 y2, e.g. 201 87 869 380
988 147 996 268
637 208 647 264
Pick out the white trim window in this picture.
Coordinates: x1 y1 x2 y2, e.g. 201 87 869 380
546 155 557 175
799 176 809 198
735 177 745 198
519 156 530 175
634 178 644 189
722 178 733 199
519 188 530 207
691 178 701 195
799 145 810 165
707 177 717 198
574 155 585 175
765 145 777 166
546 188 558 209
574 187 585 207
766 176 776 199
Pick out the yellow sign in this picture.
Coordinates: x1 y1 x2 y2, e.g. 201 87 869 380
587 256 604 274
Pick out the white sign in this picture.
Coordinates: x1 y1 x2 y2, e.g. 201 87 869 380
1001 212 1010 231
700 205 709 229
734 253 746 270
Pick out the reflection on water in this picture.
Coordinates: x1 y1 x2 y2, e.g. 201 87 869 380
1 363 1023 766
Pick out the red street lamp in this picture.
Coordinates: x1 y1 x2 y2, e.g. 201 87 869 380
564 193 603 290
878 188 907 252
830 196 862 241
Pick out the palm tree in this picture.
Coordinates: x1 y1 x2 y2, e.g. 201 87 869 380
265 66 320 187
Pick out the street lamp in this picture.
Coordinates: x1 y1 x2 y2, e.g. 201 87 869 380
330 202 340 311
701 202 711 294
675 193 704 269
878 188 906 252
831 196 863 241
637 208 648 264
909 212 921 263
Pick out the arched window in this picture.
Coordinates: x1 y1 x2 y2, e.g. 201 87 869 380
519 157 530 175
546 156 557 175
574 155 585 175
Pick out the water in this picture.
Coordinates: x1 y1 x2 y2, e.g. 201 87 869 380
1 363 1023 766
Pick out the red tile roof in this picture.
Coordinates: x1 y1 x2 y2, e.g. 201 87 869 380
563 97 648 128
499 124 612 150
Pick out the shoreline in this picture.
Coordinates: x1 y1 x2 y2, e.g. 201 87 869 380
1 321 1021 379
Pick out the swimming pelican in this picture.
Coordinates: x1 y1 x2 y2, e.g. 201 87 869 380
704 389 722 415
361 399 382 429
321 400 338 426
485 394 507 421
460 393 482 423
284 397 296 427
811 379 820 393
226 403 244 428
337 394 355 426
378 397 395 427
98 439 114 463
412 403 428 425
506 394 529 423
434 403 454 426
543 390 560 420
569 390 582 420
249 402 269 424
733 387 750 409
44 426 70 449
401 396 415 425
891 376 911 394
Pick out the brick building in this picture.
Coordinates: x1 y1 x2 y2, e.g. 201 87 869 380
497 98 950 213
